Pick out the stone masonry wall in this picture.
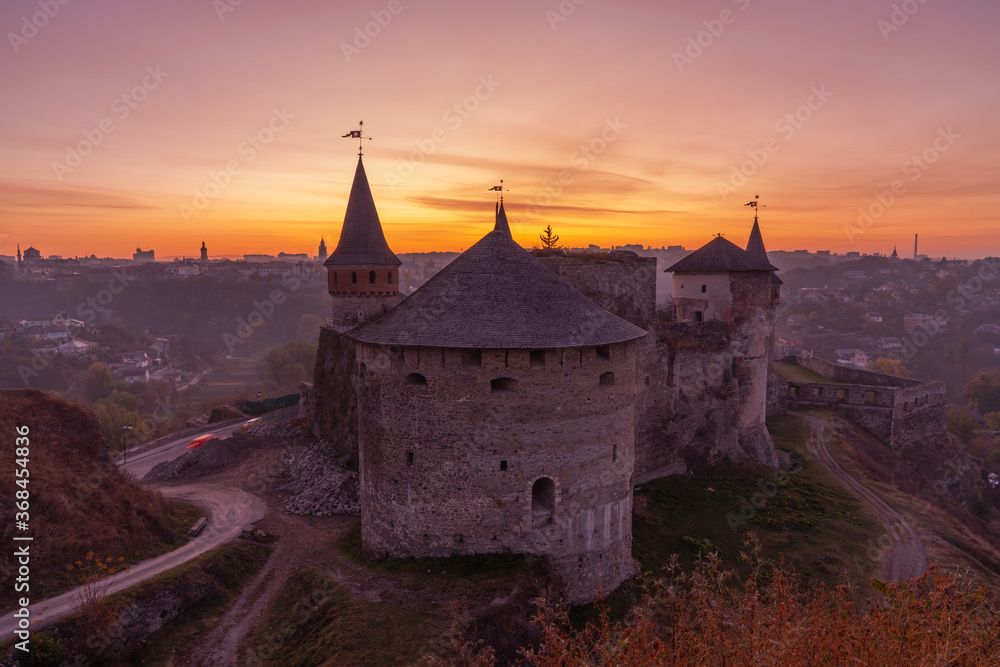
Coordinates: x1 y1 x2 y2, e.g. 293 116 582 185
536 251 657 329
796 354 922 388
729 272 778 468
634 320 742 482
309 326 359 459
786 381 896 443
784 368 949 455
355 340 638 603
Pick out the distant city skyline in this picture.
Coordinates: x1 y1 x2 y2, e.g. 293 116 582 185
1 0 998 259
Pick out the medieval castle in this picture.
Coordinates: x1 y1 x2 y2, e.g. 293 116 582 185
305 154 794 602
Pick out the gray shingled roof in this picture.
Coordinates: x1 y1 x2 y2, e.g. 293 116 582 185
324 157 401 267
346 229 647 348
665 235 777 273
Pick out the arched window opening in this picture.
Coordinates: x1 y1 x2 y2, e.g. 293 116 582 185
532 477 555 522
351 271 357 285
491 377 518 394
369 270 376 285
600 371 616 386
406 372 427 387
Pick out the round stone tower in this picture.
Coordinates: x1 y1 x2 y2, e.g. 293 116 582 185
345 204 647 603
323 156 401 327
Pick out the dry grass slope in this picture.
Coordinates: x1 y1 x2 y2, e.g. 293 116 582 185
0 388 199 611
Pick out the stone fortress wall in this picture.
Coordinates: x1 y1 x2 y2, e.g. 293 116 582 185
543 252 779 481
783 354 948 451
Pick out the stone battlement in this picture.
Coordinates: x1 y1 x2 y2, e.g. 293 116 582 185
784 355 947 452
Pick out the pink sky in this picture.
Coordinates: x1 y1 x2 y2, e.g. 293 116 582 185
1 0 998 259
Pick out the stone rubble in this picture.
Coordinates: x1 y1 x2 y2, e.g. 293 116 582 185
280 440 360 517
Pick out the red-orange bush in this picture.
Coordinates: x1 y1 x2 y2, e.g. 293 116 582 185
519 542 1000 666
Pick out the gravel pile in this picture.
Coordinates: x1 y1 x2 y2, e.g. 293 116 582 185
280 441 360 517
246 420 300 440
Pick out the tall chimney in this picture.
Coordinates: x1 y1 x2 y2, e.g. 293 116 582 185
913 233 918 259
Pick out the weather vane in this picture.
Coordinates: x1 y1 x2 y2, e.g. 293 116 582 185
488 179 506 203
744 194 765 222
341 120 372 156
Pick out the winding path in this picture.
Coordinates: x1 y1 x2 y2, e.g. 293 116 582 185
795 411 926 582
0 428 266 642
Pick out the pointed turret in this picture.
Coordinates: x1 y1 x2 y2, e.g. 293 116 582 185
324 155 400 327
325 156 400 268
745 219 774 271
494 201 511 236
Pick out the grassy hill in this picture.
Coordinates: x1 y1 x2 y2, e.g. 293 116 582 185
0 389 201 611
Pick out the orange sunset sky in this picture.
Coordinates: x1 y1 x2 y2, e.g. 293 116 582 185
1 0 998 260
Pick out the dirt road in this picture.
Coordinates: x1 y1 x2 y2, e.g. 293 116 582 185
0 484 265 642
796 412 926 582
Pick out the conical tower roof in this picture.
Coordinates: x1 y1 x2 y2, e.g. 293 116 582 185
745 220 776 271
325 156 400 267
346 228 647 349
